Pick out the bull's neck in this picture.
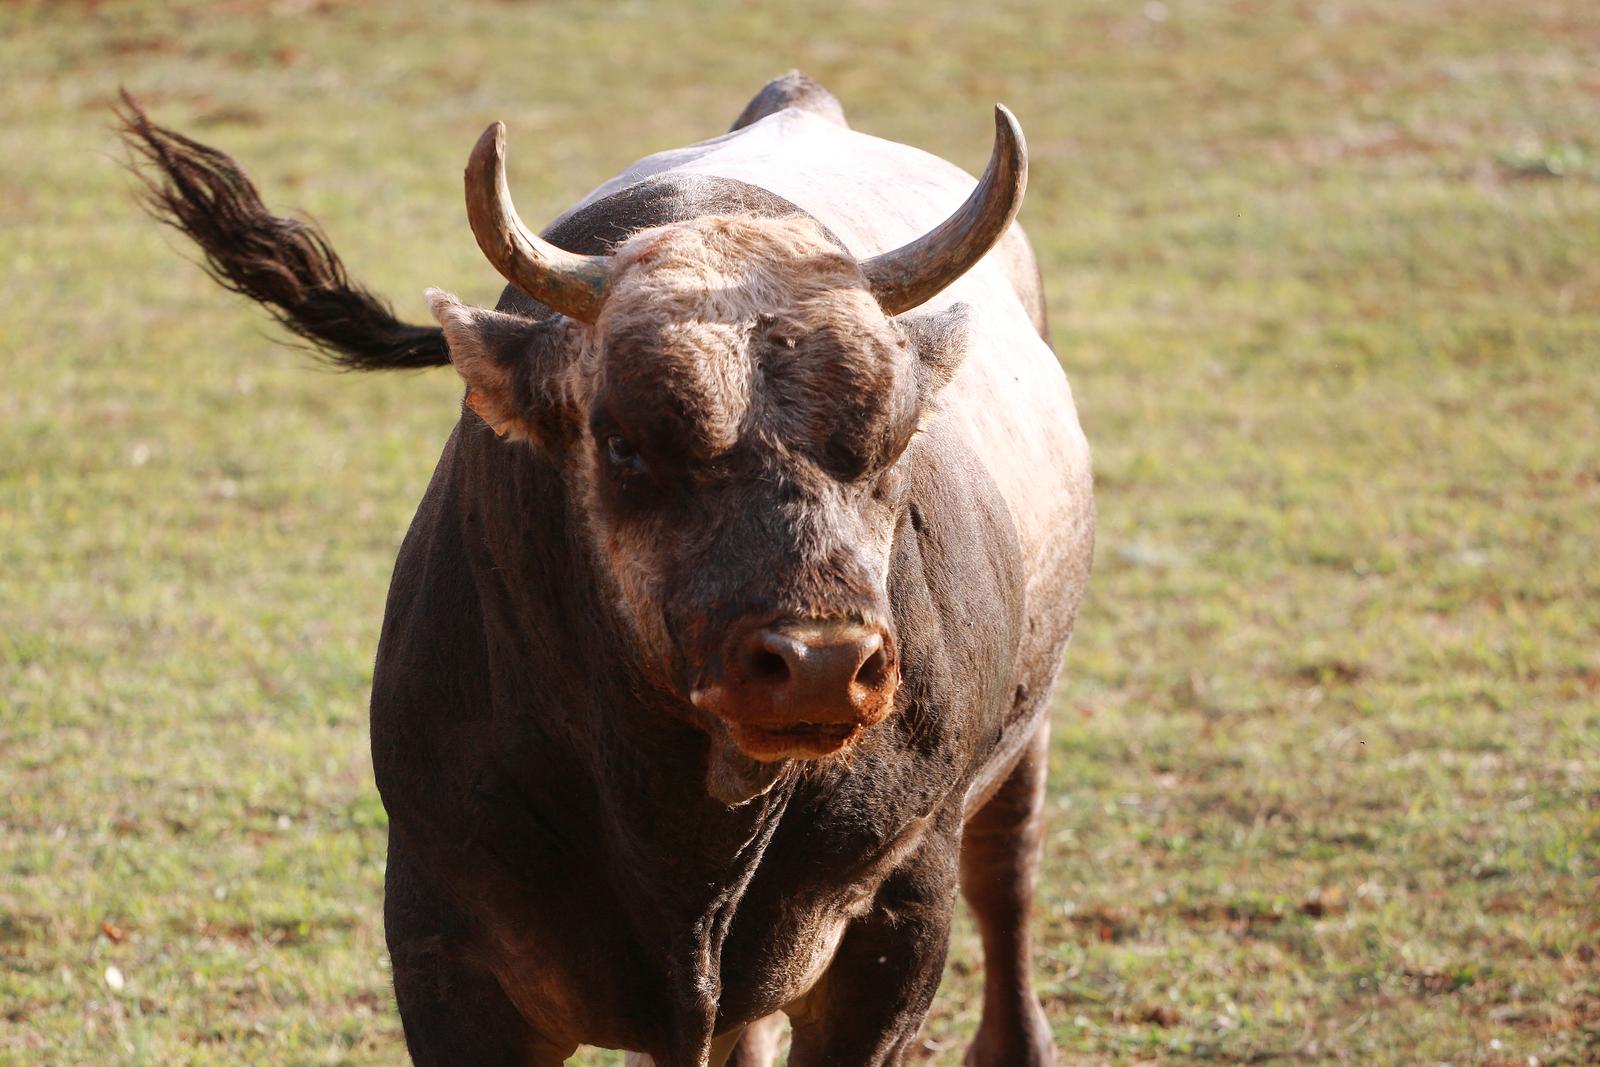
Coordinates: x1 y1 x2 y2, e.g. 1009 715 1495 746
453 421 788 824
443 422 796 1055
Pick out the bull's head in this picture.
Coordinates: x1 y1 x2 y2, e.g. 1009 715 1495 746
429 110 1026 799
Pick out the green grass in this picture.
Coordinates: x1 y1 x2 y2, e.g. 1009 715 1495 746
2 0 1596 1063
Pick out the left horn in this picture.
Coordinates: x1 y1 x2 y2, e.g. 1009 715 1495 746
464 122 611 324
861 105 1028 316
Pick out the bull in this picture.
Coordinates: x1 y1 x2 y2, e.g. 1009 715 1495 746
119 72 1094 1067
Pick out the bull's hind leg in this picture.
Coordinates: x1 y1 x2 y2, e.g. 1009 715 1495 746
959 720 1057 1066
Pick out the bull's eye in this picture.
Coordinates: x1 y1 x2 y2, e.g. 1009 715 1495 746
605 434 645 476
873 464 907 503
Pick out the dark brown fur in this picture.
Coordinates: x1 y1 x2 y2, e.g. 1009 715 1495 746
122 76 1082 1067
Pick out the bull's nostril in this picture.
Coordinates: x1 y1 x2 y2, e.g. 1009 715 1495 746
855 644 891 691
748 649 790 683
724 623 893 716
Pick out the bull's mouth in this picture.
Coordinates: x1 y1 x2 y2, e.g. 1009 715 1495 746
688 614 898 779
699 716 863 807
728 719 863 761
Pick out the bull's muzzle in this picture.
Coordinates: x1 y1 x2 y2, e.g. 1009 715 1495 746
693 619 899 760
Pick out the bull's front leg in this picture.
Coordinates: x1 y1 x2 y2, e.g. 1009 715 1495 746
785 834 961 1066
385 831 575 1067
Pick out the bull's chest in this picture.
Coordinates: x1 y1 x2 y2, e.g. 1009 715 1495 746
476 803 935 1054
717 804 938 1014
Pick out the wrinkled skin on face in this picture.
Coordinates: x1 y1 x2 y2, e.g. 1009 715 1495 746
430 215 970 789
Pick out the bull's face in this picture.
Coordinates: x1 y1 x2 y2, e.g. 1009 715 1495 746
431 217 970 779
581 219 948 763
428 112 1024 798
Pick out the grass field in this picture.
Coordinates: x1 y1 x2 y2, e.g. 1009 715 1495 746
2 1 1596 1063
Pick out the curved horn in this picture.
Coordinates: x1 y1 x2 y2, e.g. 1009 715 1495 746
861 105 1028 316
464 122 611 324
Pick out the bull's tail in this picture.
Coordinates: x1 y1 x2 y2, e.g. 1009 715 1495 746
115 91 449 371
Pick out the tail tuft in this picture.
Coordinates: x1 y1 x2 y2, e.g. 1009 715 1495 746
115 90 449 371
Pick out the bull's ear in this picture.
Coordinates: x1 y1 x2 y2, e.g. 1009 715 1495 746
899 302 974 395
427 289 577 447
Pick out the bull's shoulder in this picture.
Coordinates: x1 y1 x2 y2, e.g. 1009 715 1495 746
893 426 1029 739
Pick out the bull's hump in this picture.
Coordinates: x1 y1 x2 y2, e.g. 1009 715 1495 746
563 110 974 258
729 71 849 132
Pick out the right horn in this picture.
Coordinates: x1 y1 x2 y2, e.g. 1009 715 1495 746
861 105 1028 316
464 122 612 324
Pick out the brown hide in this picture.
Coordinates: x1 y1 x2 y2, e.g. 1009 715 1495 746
121 75 1093 1067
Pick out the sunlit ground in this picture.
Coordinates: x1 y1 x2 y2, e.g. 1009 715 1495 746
1 1 1595 1063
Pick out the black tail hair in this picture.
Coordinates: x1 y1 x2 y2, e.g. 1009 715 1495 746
114 90 449 371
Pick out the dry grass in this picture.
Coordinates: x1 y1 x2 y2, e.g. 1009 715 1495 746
1 0 1596 1063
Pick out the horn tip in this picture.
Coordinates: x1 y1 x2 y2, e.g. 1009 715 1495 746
473 121 507 157
992 104 1023 144
991 104 1027 186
